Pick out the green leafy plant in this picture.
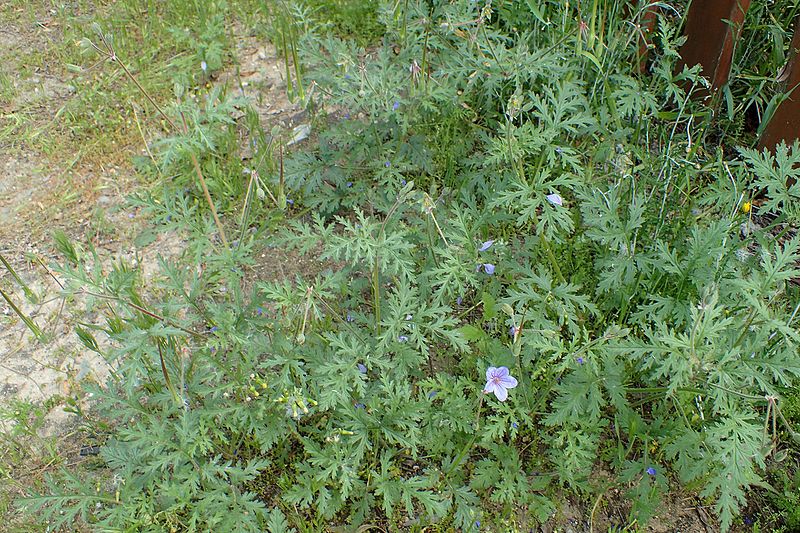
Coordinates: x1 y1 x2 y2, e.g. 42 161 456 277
14 1 800 531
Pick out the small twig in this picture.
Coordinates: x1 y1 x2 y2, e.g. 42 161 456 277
75 289 204 338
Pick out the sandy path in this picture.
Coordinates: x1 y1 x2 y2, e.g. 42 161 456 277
0 6 302 435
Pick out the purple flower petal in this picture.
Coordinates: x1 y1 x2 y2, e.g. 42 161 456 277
456 296 463 305
494 385 509 401
392 101 400 111
577 356 584 365
398 335 409 342
357 363 367 374
483 379 502 397
646 466 656 476
483 263 495 275
499 374 518 388
546 193 563 206
478 240 494 252
385 161 391 168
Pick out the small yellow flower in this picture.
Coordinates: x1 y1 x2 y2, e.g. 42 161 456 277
742 202 752 214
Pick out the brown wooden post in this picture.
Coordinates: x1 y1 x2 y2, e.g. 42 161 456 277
677 0 751 92
759 21 800 150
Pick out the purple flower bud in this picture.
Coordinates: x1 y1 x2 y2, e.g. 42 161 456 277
646 466 656 476
357 363 367 374
344 73 351 79
346 181 353 187
478 240 494 252
546 193 563 206
128 213 135 219
511 422 518 428
286 198 294 205
256 307 263 316
400 179 407 186
344 112 350 120
456 296 463 305
385 161 391 168
398 335 409 342
428 390 438 399
483 263 495 275
475 521 480 529
210 346 216 353
346 312 354 322
354 402 366 409
210 326 218 333
576 357 584 365
392 101 400 111
510 325 517 337
201 60 208 72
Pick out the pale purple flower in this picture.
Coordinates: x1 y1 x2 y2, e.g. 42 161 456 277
456 296 463 305
201 60 208 72
256 307 264 316
483 366 518 401
483 263 495 275
546 193 563 206
385 161 391 168
357 363 367 374
398 335 409 342
346 312 354 322
576 356 584 365
478 240 494 252
392 101 400 111
510 325 517 337
344 112 350 120
646 466 656 476
346 181 353 187
428 390 438 399
400 179 407 186
286 198 294 205
210 326 218 333
511 421 518 429
354 402 366 409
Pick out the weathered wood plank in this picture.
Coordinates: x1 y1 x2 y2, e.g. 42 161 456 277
678 0 751 91
759 19 800 150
